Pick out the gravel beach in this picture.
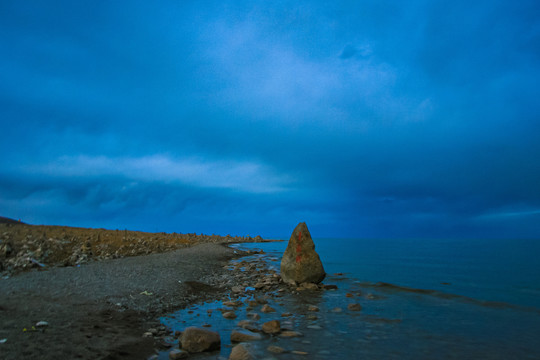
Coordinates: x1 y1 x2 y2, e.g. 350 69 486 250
0 223 253 360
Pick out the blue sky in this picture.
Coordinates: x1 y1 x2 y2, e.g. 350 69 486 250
1 0 539 239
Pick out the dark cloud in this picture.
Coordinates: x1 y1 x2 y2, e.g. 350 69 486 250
1 0 539 239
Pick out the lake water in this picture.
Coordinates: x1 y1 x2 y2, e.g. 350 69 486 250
160 238 540 359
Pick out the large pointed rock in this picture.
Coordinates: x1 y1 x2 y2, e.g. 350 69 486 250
280 222 325 285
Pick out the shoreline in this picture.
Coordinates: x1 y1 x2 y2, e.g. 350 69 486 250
0 222 270 360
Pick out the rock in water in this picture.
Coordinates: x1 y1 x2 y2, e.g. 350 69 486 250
280 222 325 285
179 327 220 353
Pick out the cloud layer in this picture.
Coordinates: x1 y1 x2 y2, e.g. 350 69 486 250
1 0 539 238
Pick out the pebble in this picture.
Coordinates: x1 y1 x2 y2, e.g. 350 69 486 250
307 305 319 312
279 330 303 338
231 286 244 293
229 343 255 360
261 304 276 313
267 345 286 354
331 307 343 313
348 303 362 311
292 350 309 355
223 311 237 319
236 320 260 332
299 282 319 290
247 312 260 320
262 320 281 334
307 325 322 330
230 329 262 342
322 284 338 290
35 321 49 327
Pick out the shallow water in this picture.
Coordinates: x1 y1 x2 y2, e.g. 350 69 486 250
158 239 540 359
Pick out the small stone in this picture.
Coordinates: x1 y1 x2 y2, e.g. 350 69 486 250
300 282 319 290
232 286 244 293
35 321 49 327
281 312 293 317
346 293 354 298
223 311 237 319
256 297 268 304
307 325 322 330
331 307 343 313
267 345 286 354
279 330 303 338
224 300 241 307
292 350 309 355
179 327 221 353
229 343 255 360
169 349 189 360
307 314 318 320
348 303 362 311
307 305 319 312
262 320 281 334
142 332 153 338
247 312 260 320
236 320 260 332
261 304 275 313
230 329 262 342
322 284 338 290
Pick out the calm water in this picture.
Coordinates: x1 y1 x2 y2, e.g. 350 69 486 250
246 238 540 309
160 238 540 359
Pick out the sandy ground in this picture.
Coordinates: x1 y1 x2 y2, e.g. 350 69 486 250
0 242 247 359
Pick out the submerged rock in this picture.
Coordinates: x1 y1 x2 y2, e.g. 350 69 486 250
229 343 256 360
169 349 189 359
230 329 262 342
262 320 281 334
280 222 325 285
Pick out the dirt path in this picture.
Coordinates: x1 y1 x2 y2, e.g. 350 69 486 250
0 243 245 359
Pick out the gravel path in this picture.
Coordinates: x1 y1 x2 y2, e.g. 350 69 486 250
0 243 245 359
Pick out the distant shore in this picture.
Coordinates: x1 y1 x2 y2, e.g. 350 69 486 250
0 219 265 276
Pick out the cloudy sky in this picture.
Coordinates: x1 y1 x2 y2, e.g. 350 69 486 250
1 0 539 239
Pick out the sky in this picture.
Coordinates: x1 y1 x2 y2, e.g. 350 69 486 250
1 0 539 239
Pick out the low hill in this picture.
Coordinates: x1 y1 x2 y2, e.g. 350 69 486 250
0 216 24 224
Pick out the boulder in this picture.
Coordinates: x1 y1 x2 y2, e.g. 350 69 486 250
179 327 220 353
280 222 325 285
